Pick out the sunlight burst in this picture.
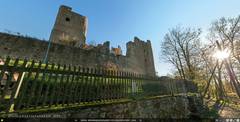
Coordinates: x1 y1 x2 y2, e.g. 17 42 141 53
213 49 230 60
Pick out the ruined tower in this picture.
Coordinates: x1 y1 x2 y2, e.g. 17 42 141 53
126 37 156 76
49 5 87 47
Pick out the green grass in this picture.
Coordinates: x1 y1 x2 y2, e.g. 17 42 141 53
16 98 132 114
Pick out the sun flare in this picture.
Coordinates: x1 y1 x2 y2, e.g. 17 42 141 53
213 49 230 60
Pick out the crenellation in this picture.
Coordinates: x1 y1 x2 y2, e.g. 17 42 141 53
111 45 122 56
60 5 72 11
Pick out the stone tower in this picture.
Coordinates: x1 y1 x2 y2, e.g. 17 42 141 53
49 5 88 47
126 37 156 76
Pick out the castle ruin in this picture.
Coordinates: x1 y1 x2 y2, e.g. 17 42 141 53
0 5 156 76
49 5 88 47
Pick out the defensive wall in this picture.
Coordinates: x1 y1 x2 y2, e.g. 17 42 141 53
0 32 155 76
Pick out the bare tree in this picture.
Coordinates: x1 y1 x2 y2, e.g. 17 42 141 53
161 26 201 80
210 16 240 62
209 16 240 98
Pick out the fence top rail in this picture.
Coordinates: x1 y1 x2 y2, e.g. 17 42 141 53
0 57 162 81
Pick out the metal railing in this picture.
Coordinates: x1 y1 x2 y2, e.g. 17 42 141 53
0 57 196 114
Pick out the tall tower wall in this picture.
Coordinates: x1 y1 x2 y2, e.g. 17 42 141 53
126 37 156 76
49 5 87 47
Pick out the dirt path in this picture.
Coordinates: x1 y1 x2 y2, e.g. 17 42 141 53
219 105 240 118
219 94 240 118
205 93 240 118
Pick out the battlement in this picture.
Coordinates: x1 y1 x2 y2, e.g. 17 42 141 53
60 5 72 11
111 46 122 56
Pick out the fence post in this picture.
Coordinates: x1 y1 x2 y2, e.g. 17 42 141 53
136 73 139 96
90 68 95 102
126 72 129 97
125 72 128 98
8 58 28 112
16 60 35 110
3 58 20 112
67 65 76 105
49 64 61 107
119 71 122 99
108 70 112 101
131 73 135 97
102 69 107 101
73 66 81 104
33 62 49 108
106 70 111 101
116 71 119 99
78 67 85 104
16 60 35 109
0 57 11 92
83 68 89 103
140 74 143 95
25 60 41 109
62 65 71 106
41 63 55 107
98 68 102 102
55 64 66 106
119 71 122 98
88 68 93 102
123 72 127 98
2 58 19 105
95 68 101 102
113 70 116 100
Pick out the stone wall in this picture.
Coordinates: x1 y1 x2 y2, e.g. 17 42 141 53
68 96 204 118
0 32 156 76
49 5 87 47
12 95 205 120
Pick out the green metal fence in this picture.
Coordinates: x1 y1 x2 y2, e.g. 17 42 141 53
0 57 195 114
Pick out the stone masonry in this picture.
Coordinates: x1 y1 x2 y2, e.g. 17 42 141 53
49 5 88 47
0 33 156 76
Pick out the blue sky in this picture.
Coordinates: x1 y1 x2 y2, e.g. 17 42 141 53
0 0 240 76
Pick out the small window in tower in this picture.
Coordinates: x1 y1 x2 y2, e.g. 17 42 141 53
65 17 70 22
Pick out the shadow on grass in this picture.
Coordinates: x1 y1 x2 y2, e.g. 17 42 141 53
201 99 227 119
212 100 226 112
203 100 226 118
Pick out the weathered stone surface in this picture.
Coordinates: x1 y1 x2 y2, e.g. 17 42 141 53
16 96 206 119
49 5 87 47
0 32 156 76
